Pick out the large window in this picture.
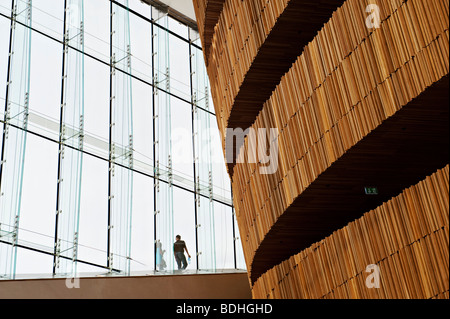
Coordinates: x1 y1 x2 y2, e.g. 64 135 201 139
0 0 243 280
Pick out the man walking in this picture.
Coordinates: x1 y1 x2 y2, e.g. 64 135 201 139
174 235 191 270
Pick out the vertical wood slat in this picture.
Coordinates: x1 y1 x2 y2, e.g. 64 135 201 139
252 166 449 299
231 0 449 275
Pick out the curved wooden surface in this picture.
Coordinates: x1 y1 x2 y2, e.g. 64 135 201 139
231 0 449 283
192 0 226 64
252 165 449 299
192 0 449 297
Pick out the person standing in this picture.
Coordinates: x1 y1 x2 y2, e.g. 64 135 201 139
174 235 191 270
156 241 166 271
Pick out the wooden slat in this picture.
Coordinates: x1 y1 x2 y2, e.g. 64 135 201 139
229 0 449 283
252 166 449 299
192 0 345 175
192 0 226 63
193 0 449 296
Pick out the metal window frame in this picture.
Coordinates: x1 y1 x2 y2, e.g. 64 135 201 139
0 0 240 279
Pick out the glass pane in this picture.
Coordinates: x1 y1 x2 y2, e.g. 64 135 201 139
189 28 200 45
153 21 169 94
19 134 58 250
55 146 83 276
154 33 175 272
171 98 193 181
194 91 217 271
155 181 174 272
197 196 215 270
128 0 151 19
192 46 209 112
55 0 85 276
32 0 64 41
192 44 215 115
76 262 109 275
0 122 2 164
194 108 212 192
84 0 110 63
234 211 246 270
0 15 9 106
129 5 152 83
132 78 153 170
0 3 32 279
110 2 134 274
0 0 12 16
28 30 62 129
169 16 188 40
0 242 14 279
78 153 108 268
83 53 110 152
0 15 8 155
130 173 154 272
15 247 53 277
168 33 190 101
173 188 196 270
213 202 235 269
209 111 232 202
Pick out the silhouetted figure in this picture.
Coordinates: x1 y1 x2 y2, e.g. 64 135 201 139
173 235 191 270
156 241 166 271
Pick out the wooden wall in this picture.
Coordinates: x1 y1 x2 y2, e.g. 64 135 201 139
192 0 449 298
252 166 449 299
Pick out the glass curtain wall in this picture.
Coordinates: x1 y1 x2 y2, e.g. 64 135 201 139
0 0 245 280
0 0 32 279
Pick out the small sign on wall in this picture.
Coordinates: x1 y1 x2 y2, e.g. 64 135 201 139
365 187 379 195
